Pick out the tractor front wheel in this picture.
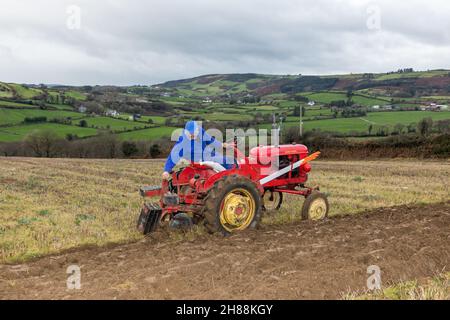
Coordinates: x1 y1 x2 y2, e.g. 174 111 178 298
203 175 262 235
301 191 329 221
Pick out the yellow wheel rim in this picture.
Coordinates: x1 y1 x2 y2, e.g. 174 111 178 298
263 191 280 210
308 198 327 220
220 188 256 232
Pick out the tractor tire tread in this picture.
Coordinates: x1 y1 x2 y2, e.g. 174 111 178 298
202 175 262 235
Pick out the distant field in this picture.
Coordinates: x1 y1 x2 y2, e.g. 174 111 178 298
0 101 37 108
0 123 98 142
7 84 42 99
203 113 253 121
280 111 450 133
365 111 450 125
241 105 279 111
375 70 450 81
64 90 87 101
1 72 450 144
0 109 82 126
47 103 75 111
0 83 13 98
117 126 179 140
72 116 150 131
300 91 389 107
116 114 166 125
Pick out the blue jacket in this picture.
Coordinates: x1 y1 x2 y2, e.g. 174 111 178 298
164 128 233 172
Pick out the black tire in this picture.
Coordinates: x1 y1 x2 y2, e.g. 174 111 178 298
203 175 262 235
262 190 283 211
301 191 329 221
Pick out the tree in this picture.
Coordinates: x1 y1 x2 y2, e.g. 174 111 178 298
368 124 373 136
149 144 161 158
122 141 138 157
407 123 416 133
346 89 354 105
435 119 450 134
79 119 88 127
393 123 405 135
24 129 59 157
417 117 433 136
293 106 306 117
283 126 300 144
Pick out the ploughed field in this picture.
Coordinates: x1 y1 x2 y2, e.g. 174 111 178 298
0 158 449 299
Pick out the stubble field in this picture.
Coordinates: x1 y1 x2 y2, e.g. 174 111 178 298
0 157 448 264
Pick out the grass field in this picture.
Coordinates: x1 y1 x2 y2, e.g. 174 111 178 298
72 116 151 131
0 123 98 142
375 70 450 81
116 114 167 125
1 71 450 144
0 109 82 126
299 92 390 107
0 83 13 98
280 111 450 133
0 101 37 108
345 273 450 300
0 158 448 264
117 126 179 140
6 84 43 99
64 90 87 101
203 113 254 121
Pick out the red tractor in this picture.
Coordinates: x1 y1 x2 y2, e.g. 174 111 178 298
137 143 329 235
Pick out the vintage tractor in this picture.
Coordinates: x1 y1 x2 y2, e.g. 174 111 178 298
137 143 329 235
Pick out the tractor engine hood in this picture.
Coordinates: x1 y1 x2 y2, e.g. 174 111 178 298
249 144 308 163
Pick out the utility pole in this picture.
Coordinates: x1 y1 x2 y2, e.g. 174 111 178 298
272 113 280 147
299 104 303 138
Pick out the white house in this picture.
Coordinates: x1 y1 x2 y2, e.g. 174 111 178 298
78 106 87 113
372 105 380 110
105 109 120 117
202 97 212 103
420 103 447 111
307 101 315 106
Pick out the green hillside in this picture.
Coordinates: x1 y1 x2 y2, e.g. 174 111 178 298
0 109 82 126
117 126 179 141
71 116 151 131
0 70 449 146
0 123 98 142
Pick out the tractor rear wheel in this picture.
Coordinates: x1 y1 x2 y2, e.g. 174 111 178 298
203 175 262 235
301 191 329 221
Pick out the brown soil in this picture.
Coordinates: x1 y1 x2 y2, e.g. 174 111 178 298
1 202 449 300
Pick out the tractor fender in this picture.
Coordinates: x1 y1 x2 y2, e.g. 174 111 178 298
202 167 264 195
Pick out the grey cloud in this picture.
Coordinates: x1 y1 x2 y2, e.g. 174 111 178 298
0 0 449 85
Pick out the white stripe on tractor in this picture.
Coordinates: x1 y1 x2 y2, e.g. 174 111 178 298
259 158 306 185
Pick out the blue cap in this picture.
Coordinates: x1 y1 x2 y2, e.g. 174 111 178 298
185 120 200 134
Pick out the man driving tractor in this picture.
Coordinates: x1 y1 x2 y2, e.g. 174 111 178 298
138 119 329 236
162 120 233 180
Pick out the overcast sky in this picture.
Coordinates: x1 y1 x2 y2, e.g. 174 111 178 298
1 0 449 85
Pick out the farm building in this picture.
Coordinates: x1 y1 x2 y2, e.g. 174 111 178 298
105 109 120 117
420 103 448 111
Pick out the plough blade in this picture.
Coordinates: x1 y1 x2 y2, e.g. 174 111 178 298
137 202 162 234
